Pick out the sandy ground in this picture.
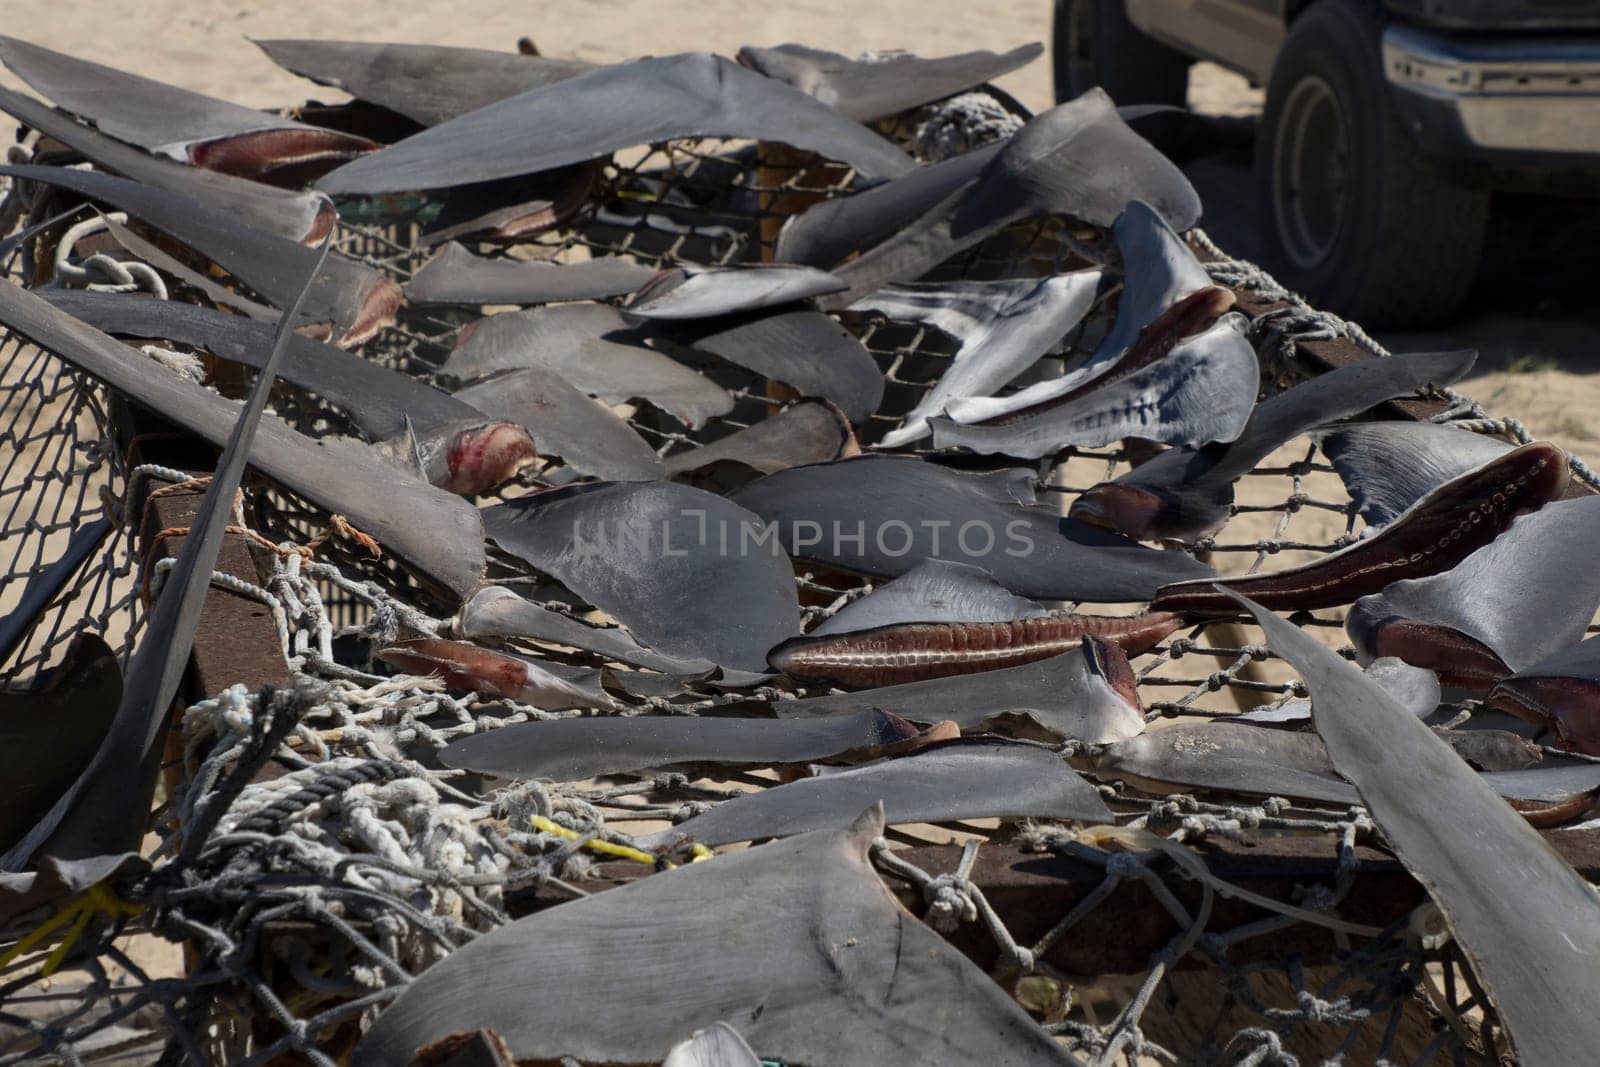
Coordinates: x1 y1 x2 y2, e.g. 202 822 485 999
0 1 1060 111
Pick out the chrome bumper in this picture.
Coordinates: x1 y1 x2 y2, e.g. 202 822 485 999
1383 24 1600 161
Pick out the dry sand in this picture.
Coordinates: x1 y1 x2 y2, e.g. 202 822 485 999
0 1 1059 112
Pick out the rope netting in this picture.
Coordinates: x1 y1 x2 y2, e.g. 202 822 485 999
0 87 1587 1065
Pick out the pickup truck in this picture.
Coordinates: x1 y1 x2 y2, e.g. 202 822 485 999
1053 1 1600 327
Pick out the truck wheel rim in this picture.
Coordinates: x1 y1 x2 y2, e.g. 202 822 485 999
1273 75 1349 270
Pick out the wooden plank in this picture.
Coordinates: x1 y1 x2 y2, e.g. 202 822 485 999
138 484 292 702
119 397 293 703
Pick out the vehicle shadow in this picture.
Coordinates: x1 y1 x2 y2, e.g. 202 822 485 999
1180 113 1600 377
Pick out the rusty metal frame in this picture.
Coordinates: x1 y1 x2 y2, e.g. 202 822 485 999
120 399 293 701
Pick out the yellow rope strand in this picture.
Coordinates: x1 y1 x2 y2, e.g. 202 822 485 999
0 883 144 977
529 815 713 869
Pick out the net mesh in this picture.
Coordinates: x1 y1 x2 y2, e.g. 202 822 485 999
0 89 1586 1066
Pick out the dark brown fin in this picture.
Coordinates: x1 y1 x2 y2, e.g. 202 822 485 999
187 127 379 187
867 708 925 747
1440 729 1543 772
410 1028 515 1067
768 611 1182 689
1082 634 1144 717
1488 676 1600 757
980 286 1235 426
424 162 600 246
1068 482 1169 539
1151 441 1570 615
377 638 529 702
343 277 405 347
1510 786 1600 830
833 712 961 763
1366 620 1512 691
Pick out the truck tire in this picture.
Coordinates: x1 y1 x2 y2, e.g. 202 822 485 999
1255 0 1488 328
1052 0 1191 107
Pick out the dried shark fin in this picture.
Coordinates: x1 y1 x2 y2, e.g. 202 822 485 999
775 141 1000 269
952 91 1200 232
94 213 279 321
1 238 333 872
40 291 466 442
453 369 665 482
663 1022 762 1067
439 708 927 780
0 853 148 926
1209 352 1477 485
1095 721 1360 806
820 91 1201 308
456 586 715 676
1103 705 1549 794
0 85 334 244
1490 637 1600 756
351 806 1083 1065
0 165 401 346
1318 421 1515 529
851 270 1103 447
1481 760 1600 806
1234 658 1440 725
421 163 600 247
770 612 1181 688
1346 496 1600 688
735 42 1042 122
1071 348 1479 541
482 481 801 673
253 38 592 128
58 288 532 495
624 264 846 320
656 307 884 424
1234 589 1600 1066
1151 441 1569 615
778 639 1147 743
404 243 656 306
944 200 1221 425
810 558 1047 636
317 52 916 196
731 454 1215 602
664 398 857 483
407 1029 516 1067
0 286 484 606
931 312 1259 458
442 304 734 429
0 36 375 184
377 638 617 712
638 738 1112 849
